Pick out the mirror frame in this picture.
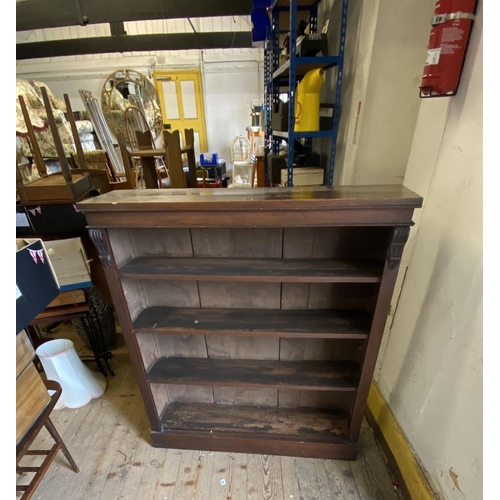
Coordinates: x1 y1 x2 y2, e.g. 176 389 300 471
101 68 163 141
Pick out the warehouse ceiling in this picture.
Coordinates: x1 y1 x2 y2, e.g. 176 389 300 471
16 0 254 60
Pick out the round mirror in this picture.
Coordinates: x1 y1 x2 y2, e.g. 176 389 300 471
101 69 163 147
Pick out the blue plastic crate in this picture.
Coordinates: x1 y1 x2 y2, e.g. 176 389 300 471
200 153 218 166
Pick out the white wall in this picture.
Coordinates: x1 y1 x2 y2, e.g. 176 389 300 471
317 0 379 184
16 48 264 164
375 4 483 499
351 0 437 184
319 0 436 185
203 65 263 164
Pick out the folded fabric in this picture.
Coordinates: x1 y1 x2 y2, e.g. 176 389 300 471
78 132 94 143
75 120 94 134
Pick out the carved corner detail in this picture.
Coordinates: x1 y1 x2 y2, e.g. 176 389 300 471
88 228 112 268
388 226 410 269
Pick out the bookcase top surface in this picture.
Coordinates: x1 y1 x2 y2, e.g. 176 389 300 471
77 185 422 213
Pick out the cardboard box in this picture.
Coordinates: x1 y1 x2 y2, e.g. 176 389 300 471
271 101 289 132
16 239 60 334
280 167 324 187
24 237 92 292
319 103 335 131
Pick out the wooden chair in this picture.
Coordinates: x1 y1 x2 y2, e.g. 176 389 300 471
63 94 113 194
163 130 188 188
113 133 138 190
181 128 197 188
135 130 170 188
16 88 92 204
17 381 79 500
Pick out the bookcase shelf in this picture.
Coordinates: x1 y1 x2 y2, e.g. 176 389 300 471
133 307 372 339
78 185 422 460
147 357 360 391
119 256 383 283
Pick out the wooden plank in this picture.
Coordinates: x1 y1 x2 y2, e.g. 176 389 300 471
76 185 424 213
351 445 402 500
212 387 277 407
152 332 214 406
47 290 86 308
107 229 136 267
308 283 379 310
165 384 214 404
153 333 208 358
127 227 194 257
298 391 355 412
119 257 383 283
49 369 145 499
206 335 279 360
16 330 35 378
227 453 247 500
147 357 360 391
198 281 282 309
29 354 135 498
133 307 371 339
208 452 230 500
151 448 183 500
191 227 283 258
247 453 284 500
83 207 417 229
142 280 201 308
120 278 146 323
312 227 392 260
96 405 151 500
160 402 348 438
16 363 51 444
191 449 216 500
315 458 360 499
280 457 300 499
295 456 321 500
170 450 202 499
132 444 168 500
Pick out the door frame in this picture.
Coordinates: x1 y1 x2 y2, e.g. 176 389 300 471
153 69 208 154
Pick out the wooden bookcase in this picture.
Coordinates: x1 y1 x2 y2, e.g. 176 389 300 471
77 186 422 460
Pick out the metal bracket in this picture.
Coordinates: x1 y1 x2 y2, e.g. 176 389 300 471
432 12 476 25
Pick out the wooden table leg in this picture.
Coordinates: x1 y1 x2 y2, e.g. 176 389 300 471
141 156 159 188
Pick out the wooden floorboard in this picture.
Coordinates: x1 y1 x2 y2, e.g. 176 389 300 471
17 322 407 500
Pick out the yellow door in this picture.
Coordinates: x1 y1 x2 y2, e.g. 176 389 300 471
154 70 208 158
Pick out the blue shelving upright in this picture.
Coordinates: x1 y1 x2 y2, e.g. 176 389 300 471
264 0 349 187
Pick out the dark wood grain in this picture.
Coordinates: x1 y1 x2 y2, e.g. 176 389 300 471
82 207 418 229
147 357 360 391
77 185 423 213
160 401 349 438
150 430 359 459
119 257 383 283
133 307 371 339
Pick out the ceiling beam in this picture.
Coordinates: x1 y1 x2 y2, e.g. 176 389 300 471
16 0 253 32
16 32 253 60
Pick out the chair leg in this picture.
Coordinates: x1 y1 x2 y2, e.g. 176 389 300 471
44 418 79 472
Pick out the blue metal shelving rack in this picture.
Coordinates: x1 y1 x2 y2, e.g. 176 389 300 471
264 0 349 187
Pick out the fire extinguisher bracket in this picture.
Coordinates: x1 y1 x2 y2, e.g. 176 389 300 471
432 12 476 25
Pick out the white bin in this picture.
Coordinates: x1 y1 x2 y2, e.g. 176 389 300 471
36 339 106 410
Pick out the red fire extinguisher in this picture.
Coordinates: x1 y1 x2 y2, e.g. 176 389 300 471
420 0 478 97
